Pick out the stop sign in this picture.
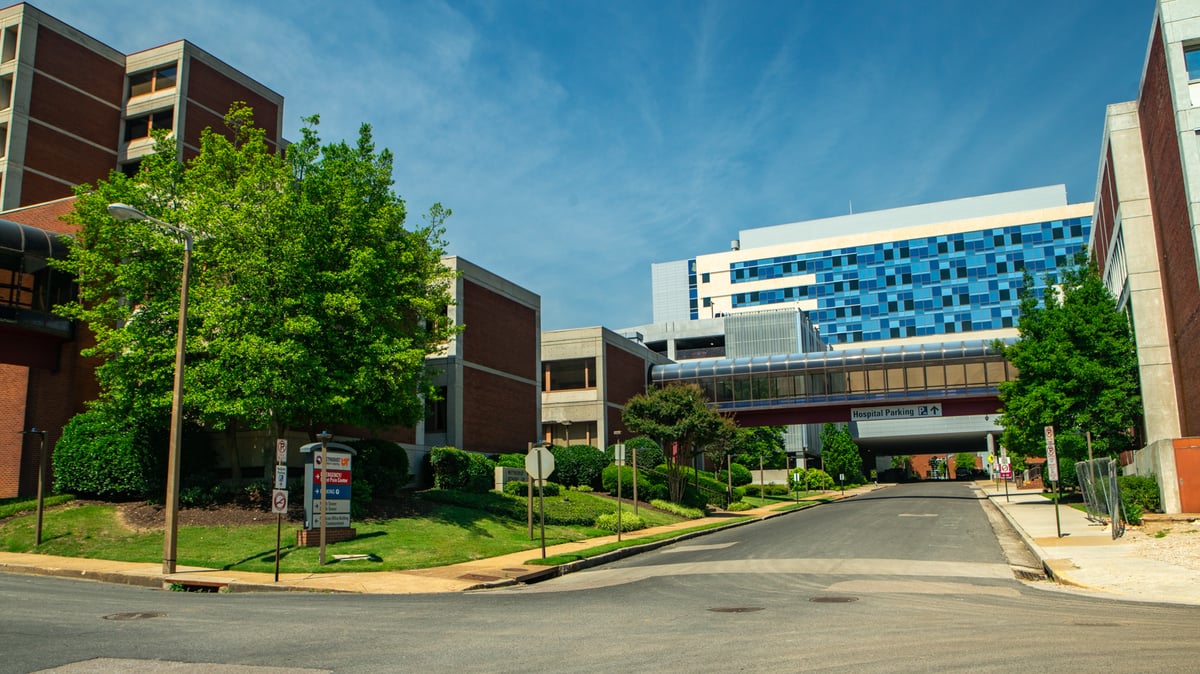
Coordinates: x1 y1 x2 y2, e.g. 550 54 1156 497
525 446 555 483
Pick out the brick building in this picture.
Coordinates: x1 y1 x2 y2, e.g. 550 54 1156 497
1091 0 1200 513
541 326 671 449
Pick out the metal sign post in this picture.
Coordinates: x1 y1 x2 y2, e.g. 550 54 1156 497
615 443 624 542
1045 426 1062 538
525 445 555 558
317 431 331 565
273 439 287 582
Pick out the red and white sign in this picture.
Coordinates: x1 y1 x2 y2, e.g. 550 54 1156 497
312 469 351 486
275 439 288 464
1044 425 1059 482
272 489 288 515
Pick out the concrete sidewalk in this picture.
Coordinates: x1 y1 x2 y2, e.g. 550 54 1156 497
0 487 875 594
978 480 1200 606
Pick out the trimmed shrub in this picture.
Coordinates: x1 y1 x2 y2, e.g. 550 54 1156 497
1119 474 1160 524
502 480 561 497
716 462 754 487
594 512 647 532
347 438 410 498
53 409 157 499
649 499 706 519
550 444 607 488
604 438 664 472
430 447 495 492
602 464 652 499
726 500 754 512
743 483 790 497
802 468 836 491
420 488 610 526
495 453 526 468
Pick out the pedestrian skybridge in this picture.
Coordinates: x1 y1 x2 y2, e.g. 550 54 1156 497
650 339 1014 425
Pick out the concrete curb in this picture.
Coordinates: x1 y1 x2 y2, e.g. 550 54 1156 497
984 491 1102 591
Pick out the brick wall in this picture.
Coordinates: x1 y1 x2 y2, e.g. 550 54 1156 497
461 280 537 380
185 57 282 148
0 364 31 497
1093 144 1117 272
1139 24 1200 436
604 343 648 408
462 368 536 453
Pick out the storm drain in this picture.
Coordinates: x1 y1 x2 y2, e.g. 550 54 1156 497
103 612 165 621
809 596 859 603
708 607 764 613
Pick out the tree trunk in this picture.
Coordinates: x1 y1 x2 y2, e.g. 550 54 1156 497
224 426 242 482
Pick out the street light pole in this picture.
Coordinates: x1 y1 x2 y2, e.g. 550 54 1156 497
20 428 48 545
107 203 192 575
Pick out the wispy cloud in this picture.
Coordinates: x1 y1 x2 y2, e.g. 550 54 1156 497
33 0 1156 330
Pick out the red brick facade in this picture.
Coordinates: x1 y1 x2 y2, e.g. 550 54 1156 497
604 343 649 409
1140 24 1200 436
462 368 537 453
462 280 537 380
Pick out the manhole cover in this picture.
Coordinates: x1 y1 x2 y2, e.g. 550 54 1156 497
809 596 859 603
103 612 165 621
707 607 764 613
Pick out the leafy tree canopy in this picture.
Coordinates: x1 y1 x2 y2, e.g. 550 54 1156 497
622 384 725 502
54 105 458 450
994 250 1141 461
819 422 862 482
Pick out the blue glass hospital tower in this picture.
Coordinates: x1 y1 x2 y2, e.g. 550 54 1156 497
650 185 1091 348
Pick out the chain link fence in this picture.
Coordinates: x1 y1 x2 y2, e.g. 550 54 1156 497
1075 458 1125 539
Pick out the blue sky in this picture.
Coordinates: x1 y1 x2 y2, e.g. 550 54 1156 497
36 0 1155 330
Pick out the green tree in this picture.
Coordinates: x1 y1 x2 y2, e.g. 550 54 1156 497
819 423 862 484
54 106 457 472
953 452 978 473
995 251 1142 463
734 426 788 469
622 384 725 502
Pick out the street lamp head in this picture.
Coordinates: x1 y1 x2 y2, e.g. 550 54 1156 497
107 203 149 222
317 430 333 444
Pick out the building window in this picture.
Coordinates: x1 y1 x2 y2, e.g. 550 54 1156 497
124 108 174 141
119 160 142 177
544 358 596 391
128 65 178 97
425 386 448 433
2 25 17 63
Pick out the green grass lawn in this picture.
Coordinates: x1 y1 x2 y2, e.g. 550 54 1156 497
0 491 688 574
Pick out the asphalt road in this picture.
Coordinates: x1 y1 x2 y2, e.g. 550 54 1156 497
4 482 1199 673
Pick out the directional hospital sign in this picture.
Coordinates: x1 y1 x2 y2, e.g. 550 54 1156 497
850 404 943 422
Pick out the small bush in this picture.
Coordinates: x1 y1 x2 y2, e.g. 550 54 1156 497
346 438 410 498
726 500 754 512
243 479 271 507
602 465 652 499
572 485 593 493
429 447 495 492
594 512 647 532
649 499 706 519
743 483 789 497
1119 474 1160 524
604 438 664 472
495 453 526 468
550 444 607 488
53 409 157 499
502 480 561 497
716 462 753 487
802 468 836 491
